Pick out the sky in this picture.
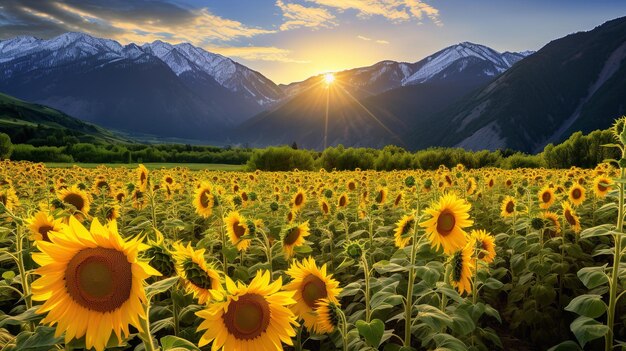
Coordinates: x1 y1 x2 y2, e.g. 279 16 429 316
1 0 625 84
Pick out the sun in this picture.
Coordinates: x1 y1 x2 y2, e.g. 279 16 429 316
323 73 335 85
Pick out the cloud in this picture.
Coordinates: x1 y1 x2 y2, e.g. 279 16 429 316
208 45 310 63
0 0 275 44
305 0 441 25
357 35 389 44
276 0 337 31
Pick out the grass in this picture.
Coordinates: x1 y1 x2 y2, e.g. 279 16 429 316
44 163 246 171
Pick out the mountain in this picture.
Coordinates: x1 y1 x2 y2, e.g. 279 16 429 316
240 42 532 149
408 16 626 152
0 92 129 145
0 32 283 140
281 42 532 98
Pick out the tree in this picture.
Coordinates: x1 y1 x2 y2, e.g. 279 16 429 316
0 133 13 160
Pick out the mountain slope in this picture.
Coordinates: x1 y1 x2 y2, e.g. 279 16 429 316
281 42 532 98
0 92 129 144
410 17 626 152
0 32 283 139
241 42 530 149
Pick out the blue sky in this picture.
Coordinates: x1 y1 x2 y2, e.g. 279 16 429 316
1 0 625 83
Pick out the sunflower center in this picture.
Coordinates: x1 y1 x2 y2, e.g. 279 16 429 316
233 220 246 238
506 201 514 213
165 177 173 184
96 181 108 190
542 192 551 203
436 211 456 236
63 193 85 211
284 227 301 245
339 196 346 207
116 193 125 202
140 172 146 183
223 293 271 340
572 188 582 199
301 274 328 308
564 209 576 226
38 225 54 242
200 190 211 208
65 248 132 312
322 202 329 214
294 193 303 206
401 219 415 236
598 183 607 191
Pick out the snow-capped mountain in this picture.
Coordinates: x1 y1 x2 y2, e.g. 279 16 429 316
0 32 283 106
281 42 533 97
0 32 286 140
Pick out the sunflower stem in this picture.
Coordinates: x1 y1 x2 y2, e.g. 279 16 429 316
360 254 371 323
605 157 625 351
403 215 423 347
337 307 349 351
15 225 33 332
138 304 156 351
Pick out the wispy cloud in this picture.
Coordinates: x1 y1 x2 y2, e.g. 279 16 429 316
276 0 337 31
357 35 390 44
305 0 441 26
0 0 276 44
208 46 310 63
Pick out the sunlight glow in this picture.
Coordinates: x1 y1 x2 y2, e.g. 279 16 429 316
323 73 335 85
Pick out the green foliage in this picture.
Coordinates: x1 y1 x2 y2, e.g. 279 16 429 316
0 133 12 159
246 146 315 171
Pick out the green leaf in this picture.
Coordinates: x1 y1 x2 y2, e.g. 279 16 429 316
577 265 609 289
373 260 407 274
146 277 179 299
2 271 15 281
547 340 583 351
570 316 609 348
294 245 313 254
416 304 453 330
160 335 201 350
222 246 239 262
580 224 615 239
433 333 467 351
565 295 607 318
14 326 63 351
483 278 504 290
356 319 385 348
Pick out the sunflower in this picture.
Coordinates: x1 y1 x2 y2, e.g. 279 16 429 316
172 242 223 304
469 229 496 264
283 222 311 259
393 192 403 207
593 175 613 198
196 270 298 351
284 257 342 332
319 199 331 216
393 214 416 249
292 189 306 212
420 193 473 254
57 185 91 215
0 187 19 212
91 178 112 197
450 244 474 295
561 201 581 234
225 211 252 252
31 217 160 351
374 186 387 205
466 178 477 195
193 183 214 218
131 188 147 210
538 186 555 209
28 211 63 242
337 193 349 208
312 298 340 334
500 196 516 218
136 164 149 191
542 211 561 238
105 205 120 221
568 183 586 207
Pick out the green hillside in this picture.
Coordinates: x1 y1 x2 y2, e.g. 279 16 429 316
0 92 130 146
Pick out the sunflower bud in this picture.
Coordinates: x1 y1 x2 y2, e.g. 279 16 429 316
404 176 415 187
270 202 279 211
531 217 544 230
345 242 363 259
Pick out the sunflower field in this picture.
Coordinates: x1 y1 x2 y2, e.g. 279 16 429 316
0 131 626 351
